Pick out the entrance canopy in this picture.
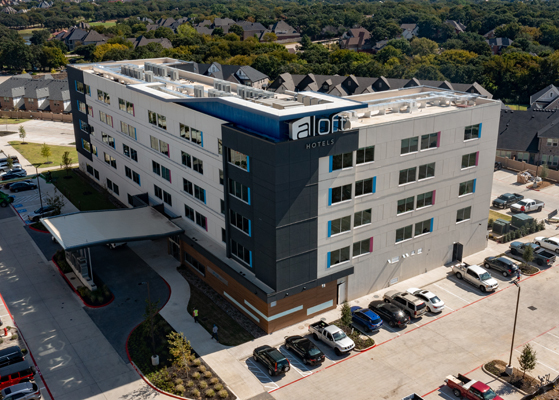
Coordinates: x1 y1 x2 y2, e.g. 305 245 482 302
42 207 184 250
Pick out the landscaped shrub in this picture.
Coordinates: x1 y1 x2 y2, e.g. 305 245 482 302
204 371 213 379
186 380 194 388
218 389 228 398
199 365 206 373
10 334 17 340
21 349 27 354
175 384 185 394
174 378 183 385
210 377 219 385
147 368 174 393
199 381 208 390
192 372 201 380
191 389 200 397
205 388 216 398
214 383 223 391
194 358 201 366
488 218 494 228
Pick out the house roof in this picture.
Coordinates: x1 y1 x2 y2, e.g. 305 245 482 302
400 23 417 31
195 26 213 35
81 30 107 44
214 17 235 27
66 28 87 42
486 37 513 47
46 80 70 101
270 20 297 34
236 21 267 31
0 77 29 97
445 20 466 32
127 36 172 49
530 84 559 106
24 79 50 99
498 109 557 152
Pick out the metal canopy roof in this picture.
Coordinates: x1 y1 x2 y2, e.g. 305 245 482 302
42 207 184 250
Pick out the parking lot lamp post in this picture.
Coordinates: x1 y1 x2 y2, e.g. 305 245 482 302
506 280 521 375
32 163 43 209
139 281 158 365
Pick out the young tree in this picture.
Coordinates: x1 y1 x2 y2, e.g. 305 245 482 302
5 156 13 171
340 301 352 327
18 125 26 143
61 151 72 176
518 343 537 380
167 331 192 376
45 187 65 215
522 243 534 266
143 298 159 356
40 143 52 163
540 164 549 180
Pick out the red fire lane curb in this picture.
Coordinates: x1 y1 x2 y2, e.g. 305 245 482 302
0 293 56 400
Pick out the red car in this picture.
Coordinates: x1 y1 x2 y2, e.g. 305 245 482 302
446 374 503 400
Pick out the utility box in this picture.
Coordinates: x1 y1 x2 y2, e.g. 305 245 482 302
492 219 510 235
511 213 534 229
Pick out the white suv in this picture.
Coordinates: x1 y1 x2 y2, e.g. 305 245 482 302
1 382 41 400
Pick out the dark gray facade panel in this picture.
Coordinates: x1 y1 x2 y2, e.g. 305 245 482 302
67 66 92 162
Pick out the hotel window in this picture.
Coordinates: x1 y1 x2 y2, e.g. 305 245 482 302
220 200 225 215
459 179 475 196
107 179 118 195
152 161 161 175
149 136 169 157
418 162 435 180
547 138 558 147
464 124 481 140
97 90 110 105
193 157 203 174
456 206 471 223
230 209 250 235
79 120 93 134
401 136 418 155
229 179 250 203
76 81 85 94
86 164 93 174
330 184 352 205
125 166 132 179
356 146 375 164
77 100 87 114
181 151 191 167
132 171 140 185
191 128 202 146
87 105 94 117
397 196 414 214
184 253 205 276
421 132 438 150
461 152 477 169
163 190 172 206
353 239 370 257
148 111 166 130
331 152 352 171
130 148 137 161
82 139 91 153
329 215 351 236
399 167 416 185
195 212 206 229
218 139 223 155
180 123 190 139
99 111 113 127
102 132 114 148
231 239 251 266
355 177 375 197
183 178 193 195
414 219 432 236
118 98 134 115
161 166 171 182
194 184 205 203
395 225 413 243
229 149 249 171
184 204 195 221
113 183 119 195
123 144 130 158
222 229 226 243
120 121 136 139
354 209 371 227
416 191 434 209
154 184 162 199
104 153 116 169
329 246 350 267
219 170 224 185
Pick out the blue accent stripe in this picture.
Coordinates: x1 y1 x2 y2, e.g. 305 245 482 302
201 132 204 147
329 156 333 173
307 300 334 316
479 123 482 138
473 178 477 193
373 176 377 193
327 221 331 237
249 251 253 268
430 218 434 233
328 188 332 206
327 252 331 268
247 187 251 205
248 220 252 237
203 190 206 204
246 156 250 172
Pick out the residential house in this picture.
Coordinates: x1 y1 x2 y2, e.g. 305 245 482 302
76 21 90 29
268 20 300 42
339 27 372 51
0 74 70 113
53 26 107 50
213 17 235 27
400 23 418 40
529 85 559 110
127 36 173 49
235 21 268 40
372 40 389 53
1 6 16 13
486 37 513 55
173 61 269 88
37 0 52 8
445 20 466 34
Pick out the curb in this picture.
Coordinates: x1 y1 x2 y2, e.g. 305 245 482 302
481 363 529 395
28 224 49 234
353 343 376 352
51 255 115 309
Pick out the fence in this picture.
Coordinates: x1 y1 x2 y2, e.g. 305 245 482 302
0 110 72 123
496 156 559 182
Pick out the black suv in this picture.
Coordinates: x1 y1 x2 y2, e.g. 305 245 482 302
285 336 325 366
483 256 519 277
253 345 290 376
368 301 410 328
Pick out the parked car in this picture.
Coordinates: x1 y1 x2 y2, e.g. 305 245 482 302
350 306 383 332
9 182 37 193
492 193 523 209
308 321 355 355
368 300 410 328
534 236 559 253
0 164 23 173
0 192 14 208
452 263 499 292
3 179 32 190
252 345 290 376
510 198 544 213
284 336 325 365
27 205 58 222
494 161 503 171
0 347 24 369
483 256 519 277
510 241 556 266
1 170 27 181
0 360 35 390
0 381 41 400
383 290 427 319
445 373 503 400
406 288 445 313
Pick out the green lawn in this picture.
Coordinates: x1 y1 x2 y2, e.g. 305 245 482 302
505 104 529 111
90 20 117 27
0 118 29 125
50 169 116 211
9 141 78 166
16 28 37 36
489 210 512 222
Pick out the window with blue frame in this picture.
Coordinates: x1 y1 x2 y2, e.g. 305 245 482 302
459 179 475 196
464 124 481 140
229 209 250 236
328 246 350 268
229 179 250 203
414 218 433 236
231 239 251 266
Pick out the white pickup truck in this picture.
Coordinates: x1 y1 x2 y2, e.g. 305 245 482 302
308 321 355 355
510 198 545 213
452 263 499 292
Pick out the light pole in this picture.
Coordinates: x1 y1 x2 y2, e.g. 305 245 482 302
506 280 521 375
32 163 43 209
139 281 158 365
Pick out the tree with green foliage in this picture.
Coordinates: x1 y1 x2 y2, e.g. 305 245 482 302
30 30 51 46
18 126 26 144
522 242 534 267
518 343 537 380
167 331 192 376
40 143 52 163
229 24 244 38
540 164 549 180
5 156 13 171
42 47 68 70
61 151 72 176
143 298 159 356
340 301 351 327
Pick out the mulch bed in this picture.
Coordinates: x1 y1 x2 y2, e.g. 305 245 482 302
485 360 540 393
330 319 375 350
520 264 540 275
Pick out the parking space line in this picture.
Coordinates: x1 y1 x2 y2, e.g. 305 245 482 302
279 349 312 377
433 283 471 303
532 341 559 356
244 358 279 390
444 305 454 311
546 332 559 340
514 349 559 373
381 323 400 336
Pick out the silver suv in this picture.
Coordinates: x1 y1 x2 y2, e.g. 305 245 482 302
1 382 41 400
383 290 427 319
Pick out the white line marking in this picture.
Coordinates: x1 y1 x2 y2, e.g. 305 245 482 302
413 323 420 328
382 323 400 336
434 283 470 303
444 305 455 311
547 332 559 340
515 350 559 373
532 341 559 356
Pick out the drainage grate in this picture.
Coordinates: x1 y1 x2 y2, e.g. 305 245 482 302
528 306 537 311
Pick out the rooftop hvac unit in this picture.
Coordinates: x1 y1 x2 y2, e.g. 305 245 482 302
144 62 154 72
193 85 204 98
120 65 127 75
160 66 167 77
144 71 154 82
214 80 222 91
208 89 217 98
171 70 179 81
237 86 246 99
222 83 231 93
